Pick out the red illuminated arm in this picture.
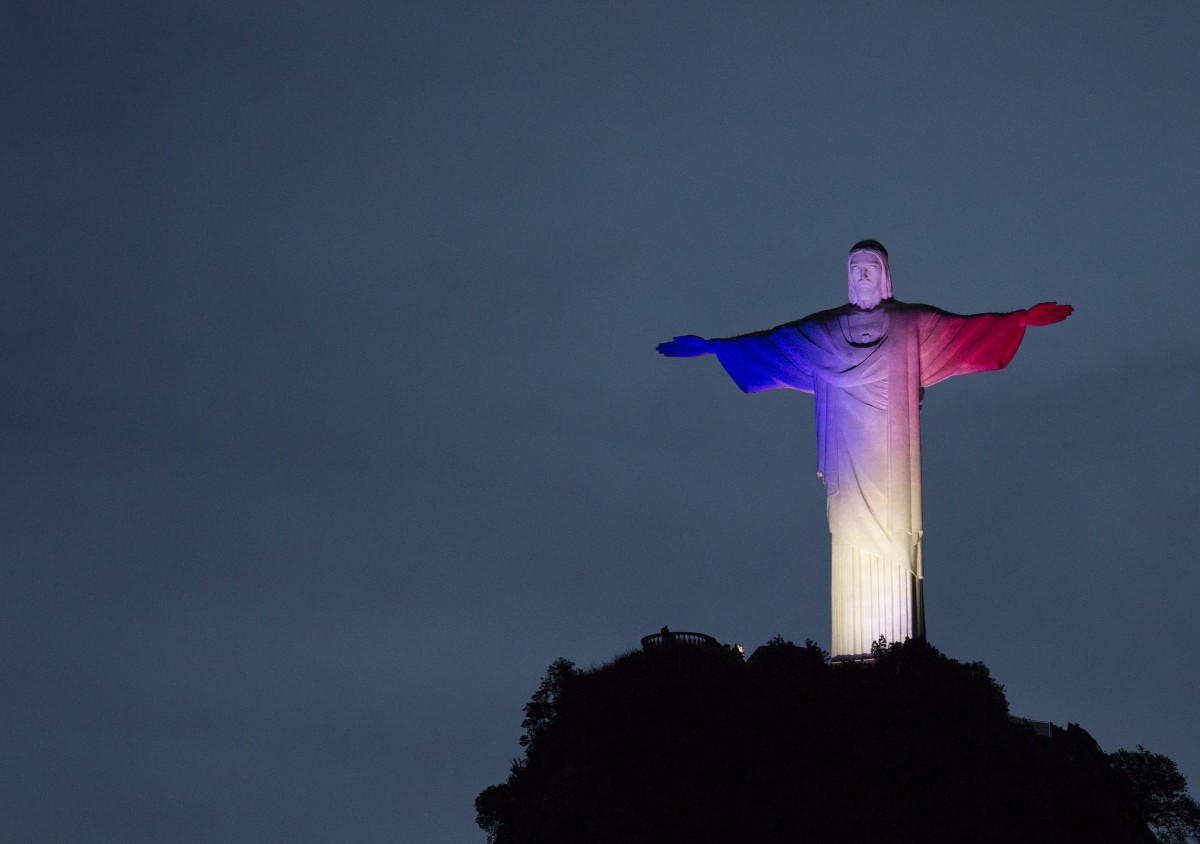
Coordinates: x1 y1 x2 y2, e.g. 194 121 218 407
919 302 1071 387
1021 302 1073 326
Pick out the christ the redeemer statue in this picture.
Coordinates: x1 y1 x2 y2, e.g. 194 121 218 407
657 240 1072 661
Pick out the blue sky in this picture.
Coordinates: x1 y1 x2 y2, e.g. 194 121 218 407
4 3 1198 840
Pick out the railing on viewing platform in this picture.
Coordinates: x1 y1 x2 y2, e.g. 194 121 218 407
641 631 719 650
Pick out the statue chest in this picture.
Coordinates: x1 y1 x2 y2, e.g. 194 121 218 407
844 310 888 345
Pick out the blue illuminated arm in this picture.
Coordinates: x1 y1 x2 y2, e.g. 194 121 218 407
657 328 815 394
656 335 711 357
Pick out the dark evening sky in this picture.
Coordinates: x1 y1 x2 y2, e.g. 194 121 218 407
4 3 1198 841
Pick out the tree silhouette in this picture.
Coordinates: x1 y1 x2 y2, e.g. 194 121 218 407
1109 746 1200 843
518 658 580 749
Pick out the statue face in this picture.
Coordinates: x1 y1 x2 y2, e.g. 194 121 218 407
847 249 890 310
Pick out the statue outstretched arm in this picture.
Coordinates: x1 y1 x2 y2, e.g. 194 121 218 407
1021 302 1073 326
918 301 1071 386
658 326 815 394
656 335 715 357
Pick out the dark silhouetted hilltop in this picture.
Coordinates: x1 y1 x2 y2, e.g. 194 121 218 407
478 636 1196 843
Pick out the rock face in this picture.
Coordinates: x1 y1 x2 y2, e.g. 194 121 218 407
477 639 1155 844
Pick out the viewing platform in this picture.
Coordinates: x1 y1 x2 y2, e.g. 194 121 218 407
640 630 720 649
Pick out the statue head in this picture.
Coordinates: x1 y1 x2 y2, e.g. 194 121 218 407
847 240 892 310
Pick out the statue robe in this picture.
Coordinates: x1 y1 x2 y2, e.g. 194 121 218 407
712 299 1027 660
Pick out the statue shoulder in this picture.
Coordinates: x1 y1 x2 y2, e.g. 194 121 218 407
885 300 946 324
738 305 850 339
885 299 936 314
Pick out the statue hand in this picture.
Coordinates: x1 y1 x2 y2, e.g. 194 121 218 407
1022 302 1073 326
656 335 712 357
